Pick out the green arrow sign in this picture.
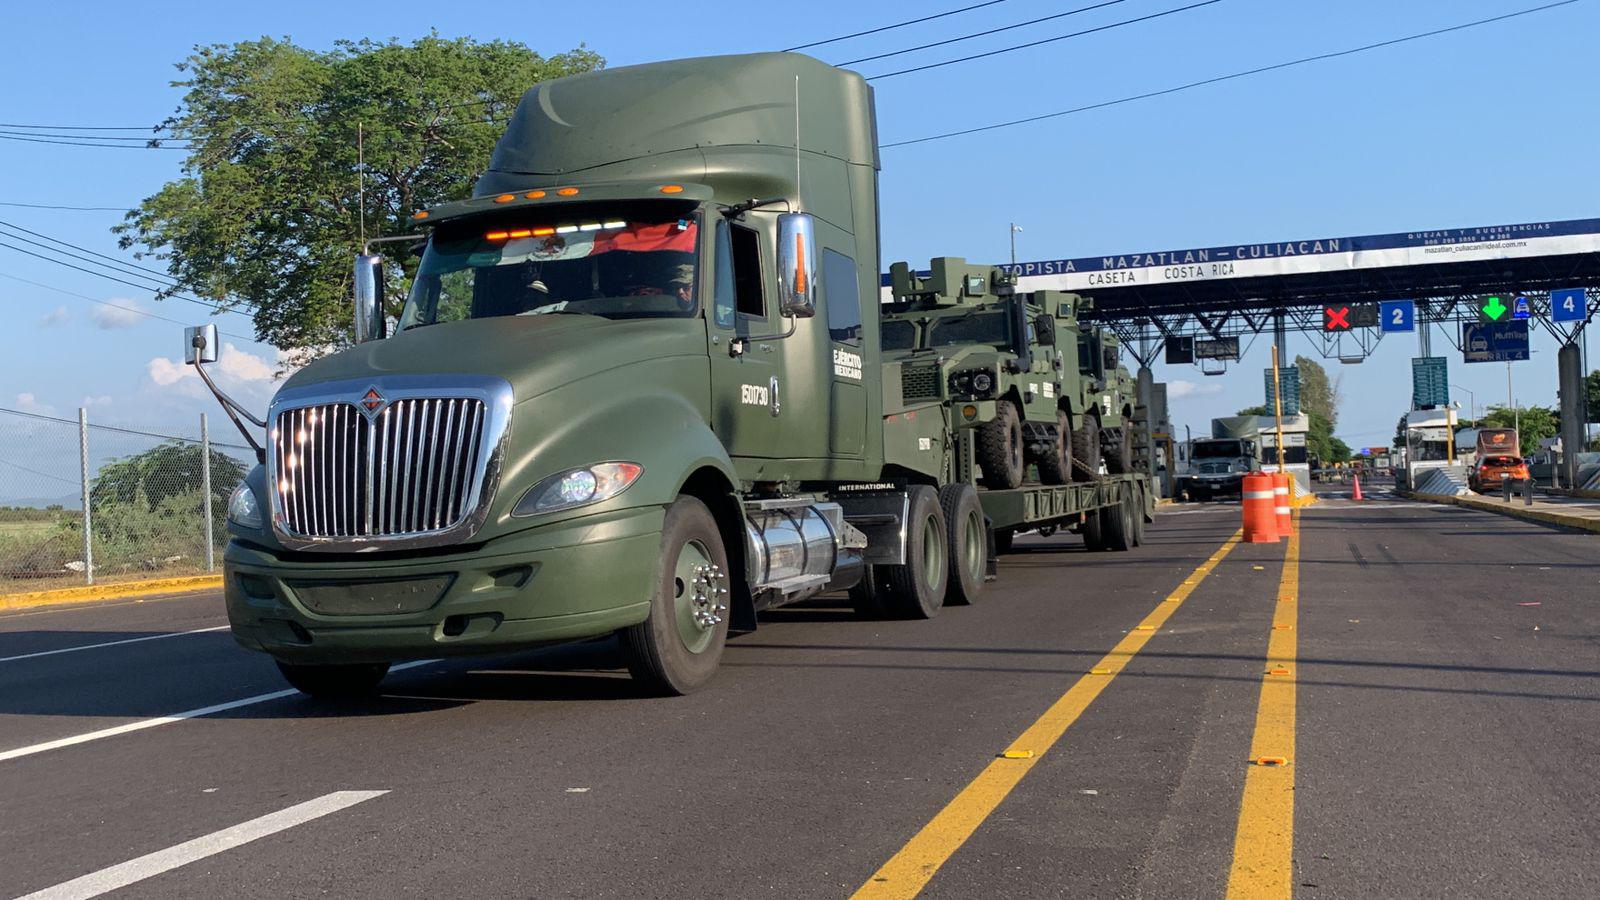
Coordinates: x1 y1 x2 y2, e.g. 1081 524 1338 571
1482 296 1507 321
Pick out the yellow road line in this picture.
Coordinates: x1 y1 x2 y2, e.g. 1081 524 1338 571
0 574 222 612
852 528 1245 900
1226 511 1301 899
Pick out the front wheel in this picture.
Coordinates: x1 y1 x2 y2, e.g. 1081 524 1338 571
621 495 731 695
276 661 390 699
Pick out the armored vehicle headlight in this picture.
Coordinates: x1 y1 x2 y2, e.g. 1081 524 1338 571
227 482 262 530
970 371 995 394
515 462 644 517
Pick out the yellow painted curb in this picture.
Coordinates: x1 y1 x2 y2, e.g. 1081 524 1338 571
0 574 223 612
1412 492 1600 534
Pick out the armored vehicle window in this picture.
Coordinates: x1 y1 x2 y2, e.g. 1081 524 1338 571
927 310 1010 348
881 319 917 351
397 202 701 329
730 224 766 319
822 249 862 345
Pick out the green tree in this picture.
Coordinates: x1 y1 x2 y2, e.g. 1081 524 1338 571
90 441 247 514
1479 404 1558 455
1584 369 1600 423
1292 355 1341 427
1236 405 1268 416
1328 436 1352 462
116 35 603 359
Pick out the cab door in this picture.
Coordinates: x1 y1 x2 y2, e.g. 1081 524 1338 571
706 218 785 465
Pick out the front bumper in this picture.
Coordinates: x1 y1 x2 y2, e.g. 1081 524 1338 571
225 505 663 664
1184 474 1245 496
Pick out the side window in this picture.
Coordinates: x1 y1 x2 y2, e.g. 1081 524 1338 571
731 224 765 319
713 221 767 327
822 249 862 345
713 221 736 328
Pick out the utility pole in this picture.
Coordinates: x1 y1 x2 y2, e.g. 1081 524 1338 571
1451 384 1476 422
1009 223 1022 267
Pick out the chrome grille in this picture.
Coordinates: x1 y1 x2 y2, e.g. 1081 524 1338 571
900 363 942 402
274 397 486 539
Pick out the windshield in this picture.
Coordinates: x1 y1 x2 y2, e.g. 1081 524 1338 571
399 205 700 330
1192 440 1245 459
926 311 1010 348
881 320 917 351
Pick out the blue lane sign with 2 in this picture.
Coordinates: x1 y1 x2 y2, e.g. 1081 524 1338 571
1379 300 1415 332
1512 295 1531 319
1552 288 1587 322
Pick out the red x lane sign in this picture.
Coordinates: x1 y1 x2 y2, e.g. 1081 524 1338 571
1324 305 1351 331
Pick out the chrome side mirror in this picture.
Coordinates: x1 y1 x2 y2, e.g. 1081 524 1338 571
776 212 817 319
184 323 219 364
354 253 387 343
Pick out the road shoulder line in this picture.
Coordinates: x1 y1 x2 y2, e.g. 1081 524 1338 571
0 576 223 613
851 528 1245 899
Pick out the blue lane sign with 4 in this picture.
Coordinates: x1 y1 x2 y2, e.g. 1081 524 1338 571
1379 299 1414 332
1552 288 1587 322
1512 295 1531 319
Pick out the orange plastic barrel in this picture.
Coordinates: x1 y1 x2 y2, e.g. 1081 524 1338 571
1272 473 1294 537
1241 472 1279 543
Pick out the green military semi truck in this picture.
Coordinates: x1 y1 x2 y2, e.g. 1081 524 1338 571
188 52 1155 698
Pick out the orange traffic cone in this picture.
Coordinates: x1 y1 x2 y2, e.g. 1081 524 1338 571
1352 473 1364 501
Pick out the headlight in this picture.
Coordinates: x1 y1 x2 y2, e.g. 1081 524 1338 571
949 368 998 399
513 462 643 517
227 482 262 529
970 371 995 394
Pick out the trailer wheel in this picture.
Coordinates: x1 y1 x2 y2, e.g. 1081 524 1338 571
992 528 1015 555
1073 412 1103 478
977 401 1025 489
1037 409 1073 485
881 485 948 619
1101 492 1135 552
1080 509 1105 552
939 483 986 606
1131 485 1148 546
621 495 730 695
1104 425 1133 474
275 661 390 699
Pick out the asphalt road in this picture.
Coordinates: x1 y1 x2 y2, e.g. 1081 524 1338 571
1 497 1595 898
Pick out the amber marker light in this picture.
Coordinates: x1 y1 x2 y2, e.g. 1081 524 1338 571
524 190 546 199
494 193 516 203
485 231 510 241
556 187 579 196
411 210 430 220
659 184 684 194
532 227 556 236
507 229 533 238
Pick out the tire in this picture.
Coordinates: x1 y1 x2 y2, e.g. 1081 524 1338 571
1080 507 1106 551
992 528 1015 555
621 495 731 695
880 485 949 619
1036 409 1073 485
1131 486 1148 546
276 661 389 699
1073 412 1103 479
977 401 1025 490
1104 423 1133 474
939 483 986 606
1101 492 1135 551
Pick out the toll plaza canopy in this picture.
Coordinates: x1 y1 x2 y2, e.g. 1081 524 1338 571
892 217 1600 365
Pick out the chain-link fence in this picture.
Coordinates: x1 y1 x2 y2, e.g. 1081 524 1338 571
0 407 256 593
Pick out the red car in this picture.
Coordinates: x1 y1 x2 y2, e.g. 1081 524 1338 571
1471 455 1531 492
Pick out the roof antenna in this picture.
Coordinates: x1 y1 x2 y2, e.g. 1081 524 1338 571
793 75 802 210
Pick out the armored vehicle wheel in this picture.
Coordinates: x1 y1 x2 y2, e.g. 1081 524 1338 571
1101 492 1135 551
276 661 390 698
992 528 1015 555
977 401 1025 489
1073 413 1103 478
939 483 986 606
881 485 949 619
621 495 731 695
1104 424 1134 474
1080 506 1106 552
1036 409 1073 485
1131 485 1148 546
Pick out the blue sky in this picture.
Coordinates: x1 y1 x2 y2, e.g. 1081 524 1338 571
1 0 1596 456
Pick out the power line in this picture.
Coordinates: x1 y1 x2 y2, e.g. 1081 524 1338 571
0 129 158 142
0 241 244 318
866 0 1224 80
883 0 1581 146
0 219 177 282
838 0 1133 66
0 121 164 132
0 201 129 212
0 271 257 339
0 133 190 150
0 454 79 486
0 406 256 450
785 0 1016 51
